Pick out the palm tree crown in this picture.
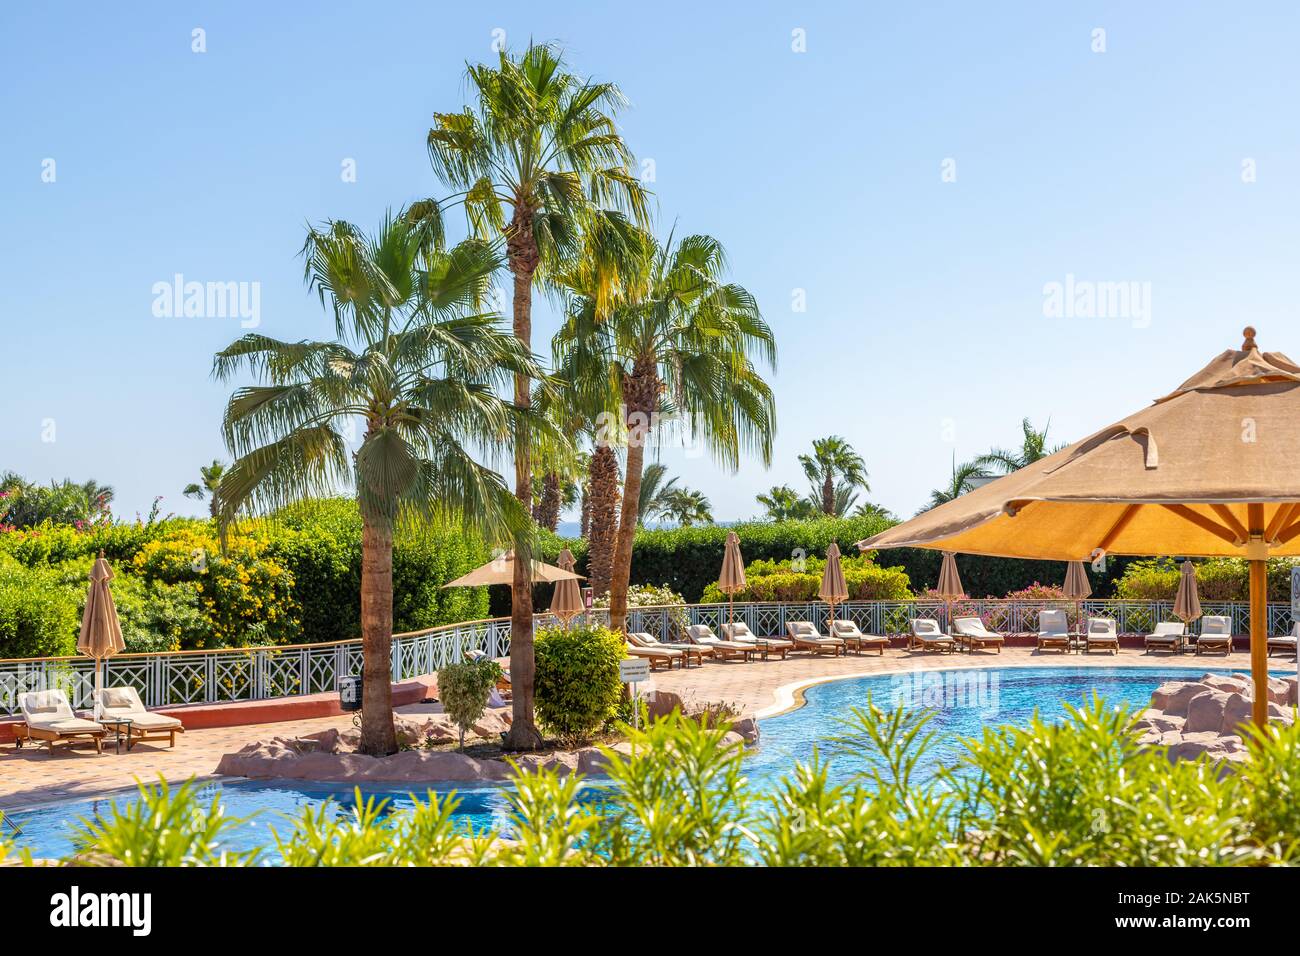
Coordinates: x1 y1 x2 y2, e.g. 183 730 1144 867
976 417 1062 474
799 436 868 516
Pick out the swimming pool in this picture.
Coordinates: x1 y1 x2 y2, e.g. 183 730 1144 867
0 665 1245 859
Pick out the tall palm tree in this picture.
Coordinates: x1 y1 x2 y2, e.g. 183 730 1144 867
637 462 680 524
921 456 990 513
212 213 552 756
799 436 868 516
425 43 650 749
756 484 817 522
557 230 776 631
976 418 1062 474
183 461 226 518
658 487 713 526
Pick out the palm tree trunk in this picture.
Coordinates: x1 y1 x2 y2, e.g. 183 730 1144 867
608 365 658 632
588 445 620 597
504 213 542 751
359 514 397 756
822 473 835 515
537 471 561 532
579 479 591 539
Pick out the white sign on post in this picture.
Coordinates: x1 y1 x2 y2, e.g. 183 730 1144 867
1290 566 1300 617
619 658 651 729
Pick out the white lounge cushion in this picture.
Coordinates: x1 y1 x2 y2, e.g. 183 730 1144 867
19 689 76 723
28 716 103 734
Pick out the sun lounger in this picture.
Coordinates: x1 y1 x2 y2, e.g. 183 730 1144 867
1195 615 1233 655
16 689 105 754
952 617 1004 653
628 631 711 665
785 620 846 656
1084 617 1120 654
1267 622 1298 658
624 642 682 670
721 621 793 659
829 619 890 655
94 686 185 749
1036 608 1071 653
685 624 761 662
908 618 956 654
1144 621 1186 654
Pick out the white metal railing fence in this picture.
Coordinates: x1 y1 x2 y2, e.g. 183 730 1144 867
1 599 1290 718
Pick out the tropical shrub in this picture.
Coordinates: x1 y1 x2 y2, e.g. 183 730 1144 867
700 555 911 604
533 624 625 745
437 657 504 749
1115 557 1300 603
23 702 1300 867
0 555 81 657
591 583 689 637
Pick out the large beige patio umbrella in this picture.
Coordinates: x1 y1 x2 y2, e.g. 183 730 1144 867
548 548 585 628
934 551 964 636
857 328 1299 727
820 543 850 631
77 552 125 721
1173 559 1203 625
1063 560 1092 637
718 531 747 626
443 550 583 588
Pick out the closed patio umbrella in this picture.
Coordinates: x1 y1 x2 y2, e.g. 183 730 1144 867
1173 559 1202 625
548 548 585 629
857 328 1297 726
820 543 850 631
77 551 125 721
934 551 964 636
1063 560 1092 643
718 531 747 626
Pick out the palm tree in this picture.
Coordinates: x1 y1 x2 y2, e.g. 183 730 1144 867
976 418 1062 474
658 487 713 526
557 230 776 632
799 436 868 516
921 456 990 513
853 500 896 521
425 43 650 749
756 484 817 522
79 480 115 517
212 213 552 756
183 461 227 518
637 462 680 524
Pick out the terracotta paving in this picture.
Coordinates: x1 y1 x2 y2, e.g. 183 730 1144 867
1 649 1292 811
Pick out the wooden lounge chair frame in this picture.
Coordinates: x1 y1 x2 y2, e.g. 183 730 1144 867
721 622 793 660
686 625 762 662
1195 616 1234 656
624 643 681 671
785 621 845 656
908 619 956 654
829 619 889 656
951 617 1004 654
15 690 105 754
628 632 710 666
1084 617 1120 655
1144 622 1186 655
95 686 186 749
1036 609 1071 653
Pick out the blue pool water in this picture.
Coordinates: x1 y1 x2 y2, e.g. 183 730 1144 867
0 666 1245 859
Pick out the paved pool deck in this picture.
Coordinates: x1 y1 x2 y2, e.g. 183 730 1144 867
1 647 1292 811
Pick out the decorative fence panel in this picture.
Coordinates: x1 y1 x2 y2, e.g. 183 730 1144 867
0 600 1288 718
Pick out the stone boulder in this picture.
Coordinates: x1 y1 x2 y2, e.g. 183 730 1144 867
1183 690 1230 733
1151 681 1210 717
729 716 760 744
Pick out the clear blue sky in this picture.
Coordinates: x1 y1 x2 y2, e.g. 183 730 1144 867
3 1 1298 523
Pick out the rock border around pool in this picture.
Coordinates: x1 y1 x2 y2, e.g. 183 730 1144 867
1136 672 1297 767
214 709 760 784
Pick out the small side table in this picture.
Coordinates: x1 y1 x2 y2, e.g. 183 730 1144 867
97 718 134 754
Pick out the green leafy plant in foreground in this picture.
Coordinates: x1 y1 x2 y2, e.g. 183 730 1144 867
16 703 1298 867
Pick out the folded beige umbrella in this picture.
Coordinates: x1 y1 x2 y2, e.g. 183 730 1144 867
819 543 850 630
857 328 1296 726
548 548 585 628
718 531 747 626
934 551 964 635
77 552 126 720
443 550 584 588
1173 559 1203 624
1063 560 1092 637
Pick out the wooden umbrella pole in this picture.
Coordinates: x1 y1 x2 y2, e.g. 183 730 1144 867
1249 558 1268 728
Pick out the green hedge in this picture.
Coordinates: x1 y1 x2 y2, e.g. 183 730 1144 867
0 499 490 658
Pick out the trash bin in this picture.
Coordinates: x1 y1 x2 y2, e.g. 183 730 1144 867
338 673 362 712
